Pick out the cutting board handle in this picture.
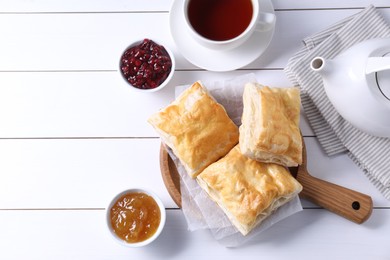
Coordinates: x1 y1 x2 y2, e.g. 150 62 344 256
297 166 373 224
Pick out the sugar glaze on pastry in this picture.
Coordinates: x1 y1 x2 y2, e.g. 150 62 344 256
148 81 239 178
197 145 302 236
239 83 302 167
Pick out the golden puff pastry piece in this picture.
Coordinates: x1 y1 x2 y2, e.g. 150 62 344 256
239 83 302 167
148 81 239 178
197 145 302 236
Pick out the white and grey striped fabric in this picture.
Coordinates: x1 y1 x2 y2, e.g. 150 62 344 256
284 5 390 200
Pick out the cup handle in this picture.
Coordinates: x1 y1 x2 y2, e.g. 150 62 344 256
254 12 276 32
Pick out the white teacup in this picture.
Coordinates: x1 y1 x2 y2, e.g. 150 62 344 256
183 0 275 51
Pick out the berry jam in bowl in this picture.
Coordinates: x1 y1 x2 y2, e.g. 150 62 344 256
119 39 175 92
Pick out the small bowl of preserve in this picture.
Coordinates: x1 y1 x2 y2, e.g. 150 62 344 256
106 188 166 247
119 38 175 92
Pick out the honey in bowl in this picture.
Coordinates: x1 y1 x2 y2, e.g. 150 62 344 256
110 192 161 243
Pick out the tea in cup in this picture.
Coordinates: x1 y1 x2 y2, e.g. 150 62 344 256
183 0 275 51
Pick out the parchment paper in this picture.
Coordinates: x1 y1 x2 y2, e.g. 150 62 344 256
170 73 303 247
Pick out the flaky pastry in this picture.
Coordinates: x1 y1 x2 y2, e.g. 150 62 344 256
148 81 239 178
197 145 302 236
239 83 302 167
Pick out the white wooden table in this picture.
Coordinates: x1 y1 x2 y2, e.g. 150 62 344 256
1 1 390 259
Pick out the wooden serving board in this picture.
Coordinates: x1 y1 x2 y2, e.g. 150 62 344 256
160 144 182 207
159 141 373 223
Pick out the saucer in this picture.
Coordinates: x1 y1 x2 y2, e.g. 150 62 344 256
169 0 275 72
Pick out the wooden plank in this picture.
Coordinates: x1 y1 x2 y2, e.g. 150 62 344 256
0 209 388 259
0 0 172 12
0 70 314 138
0 9 389 70
0 13 176 70
0 138 177 209
0 138 387 209
259 8 390 70
0 0 388 13
273 1 390 10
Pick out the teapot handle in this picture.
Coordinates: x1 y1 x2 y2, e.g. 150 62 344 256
366 57 390 74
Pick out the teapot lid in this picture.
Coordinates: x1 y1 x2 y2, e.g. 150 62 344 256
376 53 390 101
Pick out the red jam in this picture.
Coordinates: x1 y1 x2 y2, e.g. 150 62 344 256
110 192 161 243
120 39 172 89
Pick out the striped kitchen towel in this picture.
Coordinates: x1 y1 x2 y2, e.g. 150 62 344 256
284 5 390 200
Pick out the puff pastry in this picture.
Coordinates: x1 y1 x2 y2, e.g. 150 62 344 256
148 81 239 178
239 83 302 167
197 145 302 236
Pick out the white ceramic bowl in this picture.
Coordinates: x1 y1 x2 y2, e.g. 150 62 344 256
119 39 175 92
106 188 166 247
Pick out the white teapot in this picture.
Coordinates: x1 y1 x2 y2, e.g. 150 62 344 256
310 38 390 138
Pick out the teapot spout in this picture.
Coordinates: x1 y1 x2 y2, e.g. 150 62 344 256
310 57 332 77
